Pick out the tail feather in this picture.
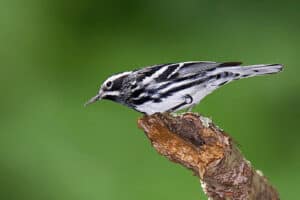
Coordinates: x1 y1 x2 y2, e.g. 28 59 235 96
212 64 283 79
236 64 283 77
206 63 283 88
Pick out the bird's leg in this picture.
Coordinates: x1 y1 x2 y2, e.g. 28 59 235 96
167 102 187 113
186 104 196 113
167 94 193 113
184 95 196 112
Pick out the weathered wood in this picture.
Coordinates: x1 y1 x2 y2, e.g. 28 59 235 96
138 113 279 200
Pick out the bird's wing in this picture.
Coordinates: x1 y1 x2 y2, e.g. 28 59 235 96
174 61 242 77
154 61 242 82
134 61 242 83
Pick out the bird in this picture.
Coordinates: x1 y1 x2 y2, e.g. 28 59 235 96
85 61 283 115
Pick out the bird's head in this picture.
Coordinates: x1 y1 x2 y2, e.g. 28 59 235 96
84 72 131 106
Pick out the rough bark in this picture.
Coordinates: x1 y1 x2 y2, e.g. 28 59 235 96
138 113 279 200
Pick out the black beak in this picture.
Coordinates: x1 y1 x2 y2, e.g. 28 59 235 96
84 92 103 107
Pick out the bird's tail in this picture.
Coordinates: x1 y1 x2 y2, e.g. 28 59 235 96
227 64 283 78
206 63 283 88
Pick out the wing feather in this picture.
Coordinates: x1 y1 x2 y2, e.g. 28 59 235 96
134 61 242 83
177 61 242 76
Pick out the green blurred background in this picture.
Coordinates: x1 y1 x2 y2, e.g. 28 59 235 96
1 0 299 199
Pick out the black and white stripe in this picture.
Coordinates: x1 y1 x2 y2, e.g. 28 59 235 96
87 61 283 114
127 62 283 114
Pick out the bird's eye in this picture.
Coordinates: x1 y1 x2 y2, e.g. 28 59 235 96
106 81 113 89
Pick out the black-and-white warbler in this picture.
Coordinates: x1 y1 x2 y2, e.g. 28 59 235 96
85 61 283 115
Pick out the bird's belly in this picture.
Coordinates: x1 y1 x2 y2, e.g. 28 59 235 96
135 85 208 115
135 94 183 115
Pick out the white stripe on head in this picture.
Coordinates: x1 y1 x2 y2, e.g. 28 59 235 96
103 91 120 96
102 71 131 89
110 71 131 80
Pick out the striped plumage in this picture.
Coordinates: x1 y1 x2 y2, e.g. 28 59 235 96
85 61 283 115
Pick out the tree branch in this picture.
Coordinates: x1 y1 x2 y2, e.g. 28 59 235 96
138 113 279 200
